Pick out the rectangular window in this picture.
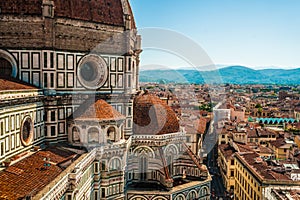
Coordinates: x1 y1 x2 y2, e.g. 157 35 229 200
128 107 132 116
44 52 48 68
101 161 106 170
101 188 106 198
16 133 20 147
66 194 72 200
129 172 132 180
5 137 9 152
0 121 3 136
127 75 132 88
0 142 4 156
11 134 15 149
50 73 54 88
5 117 9 133
11 116 15 131
51 126 56 136
50 111 56 122
94 191 98 200
37 126 40 138
94 162 99 173
41 126 44 137
128 58 131 71
50 52 54 68
44 73 48 88
230 170 234 177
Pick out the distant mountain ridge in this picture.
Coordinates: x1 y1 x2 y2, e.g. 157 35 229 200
139 66 300 84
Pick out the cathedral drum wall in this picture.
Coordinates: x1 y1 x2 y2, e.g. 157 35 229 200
0 101 45 163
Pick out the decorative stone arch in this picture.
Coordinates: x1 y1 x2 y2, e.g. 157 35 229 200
0 49 18 78
152 196 168 200
72 126 81 144
174 194 186 200
186 190 198 200
129 196 148 200
87 126 100 144
164 144 178 176
108 156 122 171
133 146 155 158
164 144 179 156
105 125 119 142
199 186 209 197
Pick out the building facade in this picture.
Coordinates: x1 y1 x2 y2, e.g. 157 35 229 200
0 1 211 199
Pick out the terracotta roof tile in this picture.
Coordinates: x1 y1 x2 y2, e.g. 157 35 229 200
269 137 288 148
0 78 37 91
0 146 80 200
133 93 180 135
219 144 236 160
238 152 291 181
72 99 125 121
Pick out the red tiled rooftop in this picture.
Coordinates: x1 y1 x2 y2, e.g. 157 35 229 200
269 137 288 149
219 144 236 160
72 99 125 121
0 146 81 200
0 78 38 91
133 93 180 135
237 152 291 182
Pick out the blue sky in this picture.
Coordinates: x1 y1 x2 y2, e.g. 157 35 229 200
129 0 300 70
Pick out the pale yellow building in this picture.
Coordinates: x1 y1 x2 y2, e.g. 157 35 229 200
234 151 300 200
218 144 236 193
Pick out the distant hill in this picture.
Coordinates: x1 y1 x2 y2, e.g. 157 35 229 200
139 66 300 84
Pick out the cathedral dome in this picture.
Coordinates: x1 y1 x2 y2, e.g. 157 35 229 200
0 0 137 52
0 0 135 28
133 93 180 135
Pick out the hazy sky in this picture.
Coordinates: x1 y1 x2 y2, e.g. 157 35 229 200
129 0 300 70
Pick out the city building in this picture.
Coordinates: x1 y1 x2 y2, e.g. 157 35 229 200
234 151 300 200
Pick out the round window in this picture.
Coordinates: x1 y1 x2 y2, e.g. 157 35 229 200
77 54 108 89
20 116 34 146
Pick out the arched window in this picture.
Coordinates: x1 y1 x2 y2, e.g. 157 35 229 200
72 126 80 143
109 158 121 171
88 127 99 143
129 196 148 200
199 187 209 197
174 194 185 200
107 127 116 142
165 144 178 176
139 156 147 181
187 191 197 200
0 57 12 77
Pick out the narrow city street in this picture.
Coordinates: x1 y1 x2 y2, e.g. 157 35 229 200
206 146 228 200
